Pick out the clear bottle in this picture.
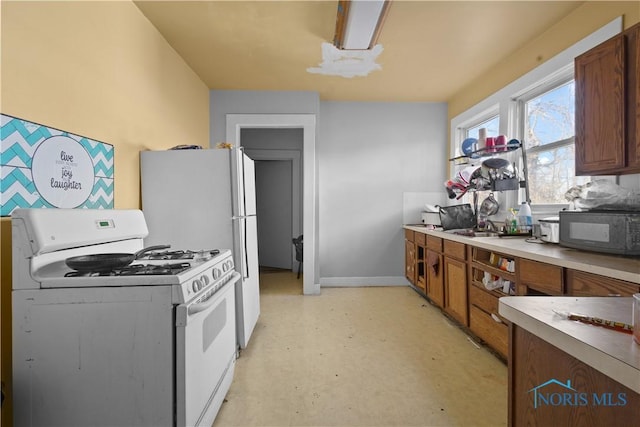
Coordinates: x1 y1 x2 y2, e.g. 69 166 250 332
517 202 532 233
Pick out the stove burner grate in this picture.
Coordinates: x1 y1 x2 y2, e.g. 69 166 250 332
140 249 220 260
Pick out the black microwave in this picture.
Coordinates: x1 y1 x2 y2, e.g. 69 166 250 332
559 210 640 256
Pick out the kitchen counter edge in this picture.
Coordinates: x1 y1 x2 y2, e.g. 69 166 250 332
404 225 640 285
498 296 640 394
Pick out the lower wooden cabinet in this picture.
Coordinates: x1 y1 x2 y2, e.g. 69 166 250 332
509 325 640 426
469 287 508 359
444 255 468 326
405 239 416 285
403 228 639 362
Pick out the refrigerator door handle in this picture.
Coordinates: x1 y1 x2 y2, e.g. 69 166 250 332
242 218 249 280
232 216 250 280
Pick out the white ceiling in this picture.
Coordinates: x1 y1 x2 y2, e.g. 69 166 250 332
134 0 585 102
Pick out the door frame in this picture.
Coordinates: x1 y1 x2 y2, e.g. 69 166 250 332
244 150 301 269
226 114 318 295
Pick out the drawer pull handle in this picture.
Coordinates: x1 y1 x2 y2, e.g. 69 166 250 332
491 313 503 323
607 294 621 297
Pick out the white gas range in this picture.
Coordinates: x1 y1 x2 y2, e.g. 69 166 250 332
11 208 239 427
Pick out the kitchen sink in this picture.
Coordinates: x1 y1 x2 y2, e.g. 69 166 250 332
471 231 500 237
444 229 501 237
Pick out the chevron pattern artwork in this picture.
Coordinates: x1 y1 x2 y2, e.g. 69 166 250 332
1 114 114 216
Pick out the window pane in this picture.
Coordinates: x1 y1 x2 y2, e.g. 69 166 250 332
467 116 500 139
524 81 575 149
526 144 589 204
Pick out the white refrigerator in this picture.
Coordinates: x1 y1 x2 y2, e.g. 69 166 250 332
140 148 260 349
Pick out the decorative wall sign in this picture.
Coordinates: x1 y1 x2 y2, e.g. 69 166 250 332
0 114 114 216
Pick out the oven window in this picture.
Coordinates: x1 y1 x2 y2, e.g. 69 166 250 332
203 299 227 352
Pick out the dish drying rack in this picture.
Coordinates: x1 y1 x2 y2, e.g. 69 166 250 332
447 140 530 202
447 140 531 228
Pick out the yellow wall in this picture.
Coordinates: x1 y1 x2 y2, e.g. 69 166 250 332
447 1 640 121
0 1 210 423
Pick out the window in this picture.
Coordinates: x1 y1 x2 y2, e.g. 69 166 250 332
466 115 500 140
450 18 621 213
518 79 590 204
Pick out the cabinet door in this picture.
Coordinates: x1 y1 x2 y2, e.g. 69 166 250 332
444 256 468 326
627 23 640 170
426 249 444 308
575 34 625 175
405 240 416 285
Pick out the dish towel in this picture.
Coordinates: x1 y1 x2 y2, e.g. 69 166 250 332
427 251 439 275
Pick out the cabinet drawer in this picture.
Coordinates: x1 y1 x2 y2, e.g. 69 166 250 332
469 305 508 358
566 270 640 297
520 259 563 295
415 232 426 246
469 285 500 317
426 235 442 252
443 240 466 260
405 229 415 242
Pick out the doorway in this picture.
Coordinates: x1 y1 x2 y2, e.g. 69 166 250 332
225 114 318 295
244 148 302 273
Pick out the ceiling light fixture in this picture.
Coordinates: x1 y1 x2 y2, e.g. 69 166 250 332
333 0 391 50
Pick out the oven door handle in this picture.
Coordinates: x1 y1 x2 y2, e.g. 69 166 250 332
187 272 240 316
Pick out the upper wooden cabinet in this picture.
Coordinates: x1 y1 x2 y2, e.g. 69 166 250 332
575 22 640 175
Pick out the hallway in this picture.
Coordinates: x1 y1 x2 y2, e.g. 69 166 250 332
213 271 507 426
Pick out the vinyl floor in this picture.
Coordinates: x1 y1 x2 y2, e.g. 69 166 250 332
212 270 508 426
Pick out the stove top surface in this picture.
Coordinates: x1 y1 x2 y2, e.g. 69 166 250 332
61 249 223 277
34 249 232 283
27 248 235 303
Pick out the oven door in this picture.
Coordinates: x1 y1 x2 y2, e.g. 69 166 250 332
175 272 240 427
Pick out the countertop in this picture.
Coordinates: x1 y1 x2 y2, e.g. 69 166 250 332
404 225 640 284
499 296 640 394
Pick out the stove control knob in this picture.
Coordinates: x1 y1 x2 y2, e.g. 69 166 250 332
222 262 229 272
201 275 210 286
192 279 201 293
213 268 221 279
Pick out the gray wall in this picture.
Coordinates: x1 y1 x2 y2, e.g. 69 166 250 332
241 128 304 151
209 90 448 287
318 101 447 285
210 90 320 145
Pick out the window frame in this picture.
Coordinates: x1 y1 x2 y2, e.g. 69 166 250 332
513 69 579 210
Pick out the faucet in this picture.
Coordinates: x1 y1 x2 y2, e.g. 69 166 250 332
485 219 499 232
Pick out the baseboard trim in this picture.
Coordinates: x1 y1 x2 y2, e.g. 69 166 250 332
319 276 410 287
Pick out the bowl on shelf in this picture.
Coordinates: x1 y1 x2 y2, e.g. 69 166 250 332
461 137 479 158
